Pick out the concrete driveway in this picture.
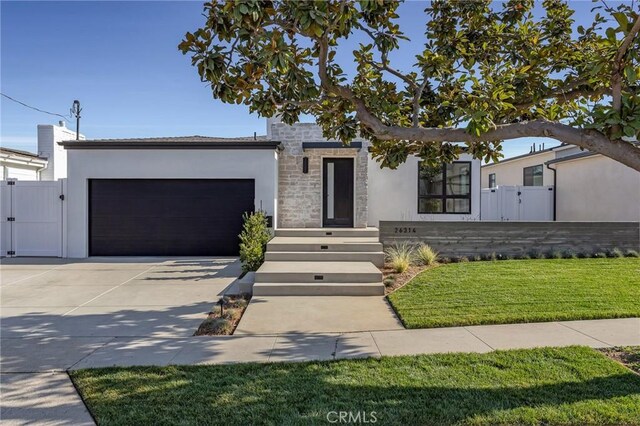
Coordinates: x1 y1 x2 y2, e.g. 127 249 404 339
1 256 240 425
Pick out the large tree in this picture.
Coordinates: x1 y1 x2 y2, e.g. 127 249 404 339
179 0 640 170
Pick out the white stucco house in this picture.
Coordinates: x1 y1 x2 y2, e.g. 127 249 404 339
54 117 479 258
3 118 638 263
0 121 81 181
481 143 640 222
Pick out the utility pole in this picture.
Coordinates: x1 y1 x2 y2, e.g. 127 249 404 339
70 100 82 140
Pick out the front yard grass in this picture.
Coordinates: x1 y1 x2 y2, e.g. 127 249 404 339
387 258 639 329
71 346 640 425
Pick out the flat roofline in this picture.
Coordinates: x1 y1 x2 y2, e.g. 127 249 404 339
545 151 598 165
58 141 283 150
482 146 560 168
302 142 362 150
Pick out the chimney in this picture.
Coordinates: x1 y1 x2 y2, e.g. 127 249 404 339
37 121 84 180
266 112 283 140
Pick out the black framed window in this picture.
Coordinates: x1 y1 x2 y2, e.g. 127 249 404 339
488 173 496 188
523 164 543 186
418 161 472 214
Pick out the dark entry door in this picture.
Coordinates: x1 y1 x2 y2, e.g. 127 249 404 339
89 179 254 256
322 158 354 227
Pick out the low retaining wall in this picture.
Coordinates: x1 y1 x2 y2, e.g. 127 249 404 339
379 221 640 257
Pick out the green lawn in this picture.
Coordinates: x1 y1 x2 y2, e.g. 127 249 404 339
71 347 640 425
387 258 640 329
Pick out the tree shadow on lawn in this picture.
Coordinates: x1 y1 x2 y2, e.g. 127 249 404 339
72 349 640 425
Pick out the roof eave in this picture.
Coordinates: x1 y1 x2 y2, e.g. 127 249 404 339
58 141 283 150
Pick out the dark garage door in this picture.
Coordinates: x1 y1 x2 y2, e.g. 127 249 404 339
89 179 255 256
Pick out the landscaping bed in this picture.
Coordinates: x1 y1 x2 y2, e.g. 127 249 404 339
601 346 640 375
194 294 250 335
387 257 640 329
71 346 640 425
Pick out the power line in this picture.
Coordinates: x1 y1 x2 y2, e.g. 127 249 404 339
0 93 71 123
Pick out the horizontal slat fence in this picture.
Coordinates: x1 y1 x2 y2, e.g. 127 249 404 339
379 221 639 257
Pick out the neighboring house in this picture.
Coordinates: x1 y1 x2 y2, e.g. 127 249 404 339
0 121 81 181
547 152 640 222
481 144 581 188
55 117 480 258
0 147 48 180
481 144 640 221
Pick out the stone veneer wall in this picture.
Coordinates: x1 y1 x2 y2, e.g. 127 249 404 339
271 122 368 228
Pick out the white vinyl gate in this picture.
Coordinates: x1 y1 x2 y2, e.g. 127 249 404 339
1 180 64 257
481 185 554 221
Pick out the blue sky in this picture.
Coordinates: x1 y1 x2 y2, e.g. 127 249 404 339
0 1 612 157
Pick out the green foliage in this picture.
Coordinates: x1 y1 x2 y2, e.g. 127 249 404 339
71 347 640 425
385 242 414 273
388 258 640 329
238 211 271 273
180 1 640 169
415 244 439 266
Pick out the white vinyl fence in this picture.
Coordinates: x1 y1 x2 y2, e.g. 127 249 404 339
481 185 554 221
1 180 64 257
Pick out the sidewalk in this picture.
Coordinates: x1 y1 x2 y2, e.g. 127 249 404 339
66 317 640 368
2 317 638 426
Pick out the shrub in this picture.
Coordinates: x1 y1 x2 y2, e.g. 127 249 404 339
385 242 414 273
562 250 577 259
485 252 498 261
549 250 563 259
609 248 624 258
529 250 545 259
625 249 639 257
458 256 470 263
196 317 233 335
238 211 272 273
472 255 482 262
415 244 439 266
593 252 607 258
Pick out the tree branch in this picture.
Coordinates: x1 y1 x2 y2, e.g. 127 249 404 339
512 80 609 111
412 79 429 127
611 14 640 133
316 31 640 172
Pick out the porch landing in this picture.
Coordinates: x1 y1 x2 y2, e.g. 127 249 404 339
254 228 385 296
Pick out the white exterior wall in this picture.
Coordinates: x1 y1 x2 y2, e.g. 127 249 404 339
38 122 83 180
65 148 278 258
555 155 640 221
367 154 481 226
2 164 40 180
481 150 556 188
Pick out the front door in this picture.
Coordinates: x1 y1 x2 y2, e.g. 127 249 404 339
322 158 354 227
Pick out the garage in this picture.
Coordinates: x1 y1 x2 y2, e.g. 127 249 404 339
89 179 255 256
60 136 279 258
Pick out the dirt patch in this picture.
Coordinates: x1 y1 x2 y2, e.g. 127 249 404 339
600 346 640 374
382 264 437 294
194 294 251 336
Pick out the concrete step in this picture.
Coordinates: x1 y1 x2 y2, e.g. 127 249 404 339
252 282 385 296
255 261 382 283
275 227 379 238
264 251 385 267
267 236 383 253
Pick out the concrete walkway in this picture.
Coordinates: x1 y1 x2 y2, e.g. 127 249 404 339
61 317 640 368
235 296 404 334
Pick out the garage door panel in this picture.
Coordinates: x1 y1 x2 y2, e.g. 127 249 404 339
89 179 254 256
